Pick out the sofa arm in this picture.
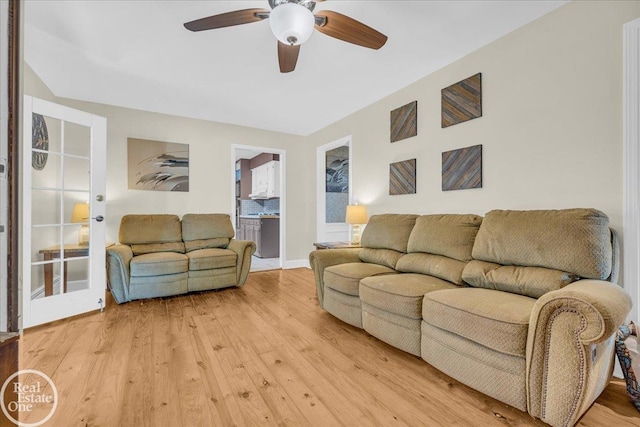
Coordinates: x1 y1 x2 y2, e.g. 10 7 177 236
228 239 256 287
308 248 362 309
526 280 632 427
106 245 134 304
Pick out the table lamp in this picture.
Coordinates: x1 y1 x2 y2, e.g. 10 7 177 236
71 202 90 245
346 204 368 245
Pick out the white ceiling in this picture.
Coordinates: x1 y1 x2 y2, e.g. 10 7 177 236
24 0 567 136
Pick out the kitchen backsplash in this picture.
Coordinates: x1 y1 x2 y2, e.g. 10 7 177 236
241 199 280 215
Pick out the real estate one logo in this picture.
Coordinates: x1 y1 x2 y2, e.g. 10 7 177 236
1 369 58 427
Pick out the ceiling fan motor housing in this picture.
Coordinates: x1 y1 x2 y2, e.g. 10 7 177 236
269 2 316 46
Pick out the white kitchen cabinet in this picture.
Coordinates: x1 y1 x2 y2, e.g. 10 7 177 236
250 161 279 198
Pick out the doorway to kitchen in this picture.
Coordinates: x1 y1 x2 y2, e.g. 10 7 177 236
232 145 285 272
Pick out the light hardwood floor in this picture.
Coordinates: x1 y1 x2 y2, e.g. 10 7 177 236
20 269 640 426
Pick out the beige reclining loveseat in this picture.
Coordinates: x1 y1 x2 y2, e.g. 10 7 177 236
107 213 255 303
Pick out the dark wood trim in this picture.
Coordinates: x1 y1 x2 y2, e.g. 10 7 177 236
0 333 19 427
249 152 279 169
7 0 20 332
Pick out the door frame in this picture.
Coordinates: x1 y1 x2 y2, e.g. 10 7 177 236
230 144 286 269
623 17 640 322
316 135 352 243
2 0 20 333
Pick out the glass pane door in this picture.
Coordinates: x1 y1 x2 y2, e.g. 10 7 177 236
23 96 106 328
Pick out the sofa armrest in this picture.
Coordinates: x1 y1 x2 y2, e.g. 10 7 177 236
308 248 362 309
526 280 632 427
106 244 134 304
228 239 256 287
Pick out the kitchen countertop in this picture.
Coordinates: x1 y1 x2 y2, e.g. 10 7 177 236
239 215 280 219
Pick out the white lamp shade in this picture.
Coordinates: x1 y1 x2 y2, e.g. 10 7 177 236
346 205 368 225
269 3 315 46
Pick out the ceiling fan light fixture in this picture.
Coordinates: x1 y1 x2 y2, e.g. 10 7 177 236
269 3 315 46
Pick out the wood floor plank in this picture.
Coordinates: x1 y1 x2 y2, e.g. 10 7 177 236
192 314 279 426
18 268 640 427
243 271 542 426
206 301 311 426
223 286 427 426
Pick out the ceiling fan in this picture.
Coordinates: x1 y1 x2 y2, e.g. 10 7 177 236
184 0 388 73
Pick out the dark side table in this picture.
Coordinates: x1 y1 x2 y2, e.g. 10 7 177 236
39 243 89 296
313 242 361 250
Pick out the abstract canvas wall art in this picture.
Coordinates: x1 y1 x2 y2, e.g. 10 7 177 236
326 145 349 193
389 159 416 195
127 138 189 192
442 145 482 191
390 101 417 143
325 145 349 223
441 73 482 128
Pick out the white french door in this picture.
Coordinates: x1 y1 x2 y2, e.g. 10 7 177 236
22 96 106 328
316 136 352 242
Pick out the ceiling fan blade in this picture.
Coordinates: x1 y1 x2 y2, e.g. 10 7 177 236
278 42 300 73
184 8 269 32
315 10 387 50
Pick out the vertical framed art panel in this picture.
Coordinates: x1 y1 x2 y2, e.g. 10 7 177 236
442 145 482 191
441 73 482 128
390 101 417 143
389 159 416 195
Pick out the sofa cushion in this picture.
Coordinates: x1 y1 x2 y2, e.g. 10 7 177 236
181 214 235 252
362 303 422 356
119 214 183 245
184 238 230 252
324 287 363 328
360 214 418 253
422 288 536 357
472 209 612 280
130 242 186 256
407 214 483 261
462 260 579 298
360 273 459 319
359 248 404 269
187 248 237 271
324 263 397 296
396 253 467 285
130 252 188 277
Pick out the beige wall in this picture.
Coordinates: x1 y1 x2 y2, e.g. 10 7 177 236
306 1 640 269
24 65 313 263
24 0 640 272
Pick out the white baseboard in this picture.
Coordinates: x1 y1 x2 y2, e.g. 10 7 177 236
613 357 624 379
283 259 310 269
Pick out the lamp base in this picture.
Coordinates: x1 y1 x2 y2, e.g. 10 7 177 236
350 224 362 245
78 225 90 246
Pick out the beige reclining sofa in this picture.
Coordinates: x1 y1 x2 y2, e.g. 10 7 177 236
107 213 255 303
309 208 631 427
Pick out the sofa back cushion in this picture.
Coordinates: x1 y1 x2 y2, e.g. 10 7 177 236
119 214 185 256
181 214 235 252
359 214 418 268
462 260 580 299
466 208 613 298
361 214 418 252
396 253 467 285
472 209 612 279
359 248 404 269
407 214 483 261
395 214 482 284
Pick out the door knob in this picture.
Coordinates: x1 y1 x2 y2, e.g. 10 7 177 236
94 215 104 222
